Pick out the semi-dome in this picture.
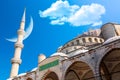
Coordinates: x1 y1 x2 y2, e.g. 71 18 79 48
51 52 68 57
68 49 88 57
103 36 120 44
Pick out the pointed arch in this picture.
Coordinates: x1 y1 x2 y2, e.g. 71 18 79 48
42 71 59 80
65 61 95 80
111 63 120 80
99 48 120 80
81 70 95 80
26 78 33 80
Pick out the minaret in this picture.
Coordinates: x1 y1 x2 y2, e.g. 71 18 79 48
10 9 26 78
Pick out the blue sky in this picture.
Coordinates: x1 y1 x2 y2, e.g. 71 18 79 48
0 0 120 79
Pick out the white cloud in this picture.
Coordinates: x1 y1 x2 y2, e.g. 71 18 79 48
68 3 105 26
92 21 102 26
50 17 68 25
39 0 105 26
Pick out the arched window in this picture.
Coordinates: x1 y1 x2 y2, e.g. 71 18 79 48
89 38 92 42
94 38 98 43
76 40 79 45
66 44 69 47
66 49 68 53
71 42 74 46
82 38 86 43
43 72 59 80
100 39 103 43
26 78 32 80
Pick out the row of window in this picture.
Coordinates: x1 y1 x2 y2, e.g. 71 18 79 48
65 37 104 47
64 46 86 53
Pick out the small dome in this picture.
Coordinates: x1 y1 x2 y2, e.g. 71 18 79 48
38 54 46 63
51 52 68 57
103 36 120 44
39 54 46 58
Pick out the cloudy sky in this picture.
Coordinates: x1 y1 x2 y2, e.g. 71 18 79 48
0 0 120 79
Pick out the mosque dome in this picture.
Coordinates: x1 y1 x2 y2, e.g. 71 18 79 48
51 52 68 57
103 36 120 44
58 35 104 54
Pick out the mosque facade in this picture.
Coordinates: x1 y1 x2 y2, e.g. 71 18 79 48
8 10 120 80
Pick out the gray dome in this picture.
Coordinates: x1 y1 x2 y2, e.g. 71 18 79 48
103 36 120 44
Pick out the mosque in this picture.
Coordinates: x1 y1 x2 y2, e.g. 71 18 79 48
8 9 120 80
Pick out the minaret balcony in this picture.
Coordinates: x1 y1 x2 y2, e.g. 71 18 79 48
15 42 24 48
11 58 22 64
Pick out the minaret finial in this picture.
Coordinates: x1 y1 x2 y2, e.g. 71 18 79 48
20 8 26 30
10 9 26 78
21 8 26 22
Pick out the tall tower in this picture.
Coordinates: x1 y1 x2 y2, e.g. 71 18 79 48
10 9 26 78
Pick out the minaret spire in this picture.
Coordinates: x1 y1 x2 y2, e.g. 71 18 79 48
10 9 26 78
22 8 26 22
21 8 26 30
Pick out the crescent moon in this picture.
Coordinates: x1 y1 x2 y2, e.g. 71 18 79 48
6 17 33 42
